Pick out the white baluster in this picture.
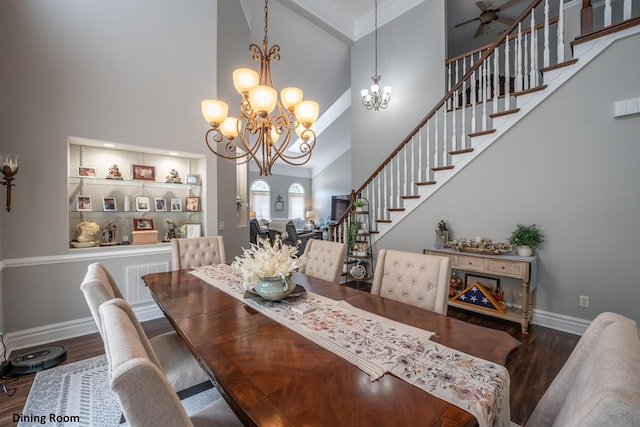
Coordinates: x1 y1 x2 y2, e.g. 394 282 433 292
530 11 537 88
544 0 550 68
396 155 401 207
493 49 499 114
453 61 459 151
389 158 393 209
425 122 431 181
447 62 452 110
403 143 408 196
410 136 415 190
443 99 448 163
557 0 565 63
524 33 529 90
434 110 440 167
516 24 523 92
604 0 612 27
461 58 467 148
505 38 511 110
624 0 631 20
482 59 488 131
471 54 477 133
383 167 388 218
418 128 423 182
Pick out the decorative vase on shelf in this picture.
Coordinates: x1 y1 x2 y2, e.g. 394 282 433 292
254 275 296 301
516 246 533 257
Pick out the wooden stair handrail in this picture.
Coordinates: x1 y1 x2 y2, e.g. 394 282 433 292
354 0 544 198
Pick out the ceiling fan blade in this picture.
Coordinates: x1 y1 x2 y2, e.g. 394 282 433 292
475 1 489 12
495 0 522 12
473 23 485 38
454 16 480 28
496 16 515 25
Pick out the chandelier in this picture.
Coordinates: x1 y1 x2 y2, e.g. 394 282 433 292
360 0 391 111
201 0 319 176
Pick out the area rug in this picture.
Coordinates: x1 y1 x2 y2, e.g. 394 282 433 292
16 355 220 426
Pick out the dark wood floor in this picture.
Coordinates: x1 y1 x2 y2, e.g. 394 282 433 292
0 304 579 426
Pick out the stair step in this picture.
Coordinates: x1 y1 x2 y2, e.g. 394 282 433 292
513 85 548 97
449 148 474 156
490 108 520 118
468 129 496 138
401 195 420 200
416 180 437 186
541 58 578 74
432 165 454 172
370 230 380 234
388 208 405 212
376 219 392 224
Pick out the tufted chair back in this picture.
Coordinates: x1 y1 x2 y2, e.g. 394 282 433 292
371 249 451 315
80 262 125 339
299 239 346 283
171 236 226 270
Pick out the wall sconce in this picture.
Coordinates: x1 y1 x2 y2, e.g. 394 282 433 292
1 154 18 212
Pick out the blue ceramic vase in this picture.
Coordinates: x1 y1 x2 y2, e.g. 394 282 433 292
254 275 296 301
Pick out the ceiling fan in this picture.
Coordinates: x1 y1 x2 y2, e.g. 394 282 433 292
454 0 521 38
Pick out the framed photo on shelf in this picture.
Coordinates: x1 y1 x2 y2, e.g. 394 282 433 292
465 273 501 293
154 198 167 211
185 196 200 212
170 198 182 212
133 218 154 231
135 196 151 212
77 166 97 177
185 223 202 238
132 164 156 181
102 197 117 212
185 174 201 185
76 195 92 211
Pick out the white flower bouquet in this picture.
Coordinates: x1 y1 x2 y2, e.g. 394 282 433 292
232 235 308 290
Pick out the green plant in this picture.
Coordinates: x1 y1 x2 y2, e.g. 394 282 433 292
347 219 363 252
508 224 544 249
354 198 366 208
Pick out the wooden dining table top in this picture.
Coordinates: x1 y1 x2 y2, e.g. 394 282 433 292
143 269 521 427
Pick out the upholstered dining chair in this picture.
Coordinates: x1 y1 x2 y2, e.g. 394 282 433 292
371 249 451 315
171 236 226 270
99 298 243 427
299 239 346 283
525 312 640 427
80 262 210 393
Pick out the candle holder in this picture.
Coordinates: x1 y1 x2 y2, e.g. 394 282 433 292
1 154 19 212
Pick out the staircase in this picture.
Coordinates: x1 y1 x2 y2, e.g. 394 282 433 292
330 0 640 249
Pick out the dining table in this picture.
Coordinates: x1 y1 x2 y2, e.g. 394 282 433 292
142 267 521 427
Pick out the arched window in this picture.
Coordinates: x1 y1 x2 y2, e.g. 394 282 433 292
288 183 305 219
250 180 270 220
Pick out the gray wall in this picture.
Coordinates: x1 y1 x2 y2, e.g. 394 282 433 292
377 33 640 324
311 150 352 221
351 0 446 186
0 0 220 334
249 172 312 224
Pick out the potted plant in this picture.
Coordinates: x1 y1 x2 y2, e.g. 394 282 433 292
354 198 366 212
347 219 363 253
508 224 544 256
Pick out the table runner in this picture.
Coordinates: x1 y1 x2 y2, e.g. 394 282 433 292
191 265 510 427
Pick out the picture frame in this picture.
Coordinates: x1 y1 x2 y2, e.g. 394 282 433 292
154 197 167 211
275 195 284 212
102 196 117 212
465 273 501 294
132 164 156 181
133 218 154 231
170 198 182 212
185 174 201 185
185 196 200 212
135 196 151 212
185 223 202 238
76 195 92 211
77 166 97 177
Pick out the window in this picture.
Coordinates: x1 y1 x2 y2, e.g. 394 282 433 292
288 183 305 219
250 180 270 220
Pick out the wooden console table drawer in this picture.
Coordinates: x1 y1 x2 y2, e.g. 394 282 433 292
457 255 485 271
486 258 524 278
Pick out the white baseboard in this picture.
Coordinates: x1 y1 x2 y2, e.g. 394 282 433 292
531 308 590 336
4 301 163 357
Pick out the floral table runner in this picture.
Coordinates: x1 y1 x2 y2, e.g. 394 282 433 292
191 265 510 427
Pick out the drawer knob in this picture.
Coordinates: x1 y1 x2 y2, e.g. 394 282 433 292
501 266 505 269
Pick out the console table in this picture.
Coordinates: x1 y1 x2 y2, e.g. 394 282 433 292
424 246 537 333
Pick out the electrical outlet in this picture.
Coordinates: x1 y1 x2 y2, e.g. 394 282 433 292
579 295 590 308
219 221 225 231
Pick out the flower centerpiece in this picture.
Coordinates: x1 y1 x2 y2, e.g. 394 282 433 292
236 195 248 210
76 221 99 243
232 235 308 300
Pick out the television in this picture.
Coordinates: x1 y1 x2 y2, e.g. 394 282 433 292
330 195 350 221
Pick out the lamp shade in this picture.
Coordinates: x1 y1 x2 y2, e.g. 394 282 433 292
295 122 315 139
294 100 319 126
248 85 277 116
280 87 303 110
201 100 228 126
232 68 259 94
249 211 256 219
220 116 239 139
1 154 18 172
306 211 315 219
